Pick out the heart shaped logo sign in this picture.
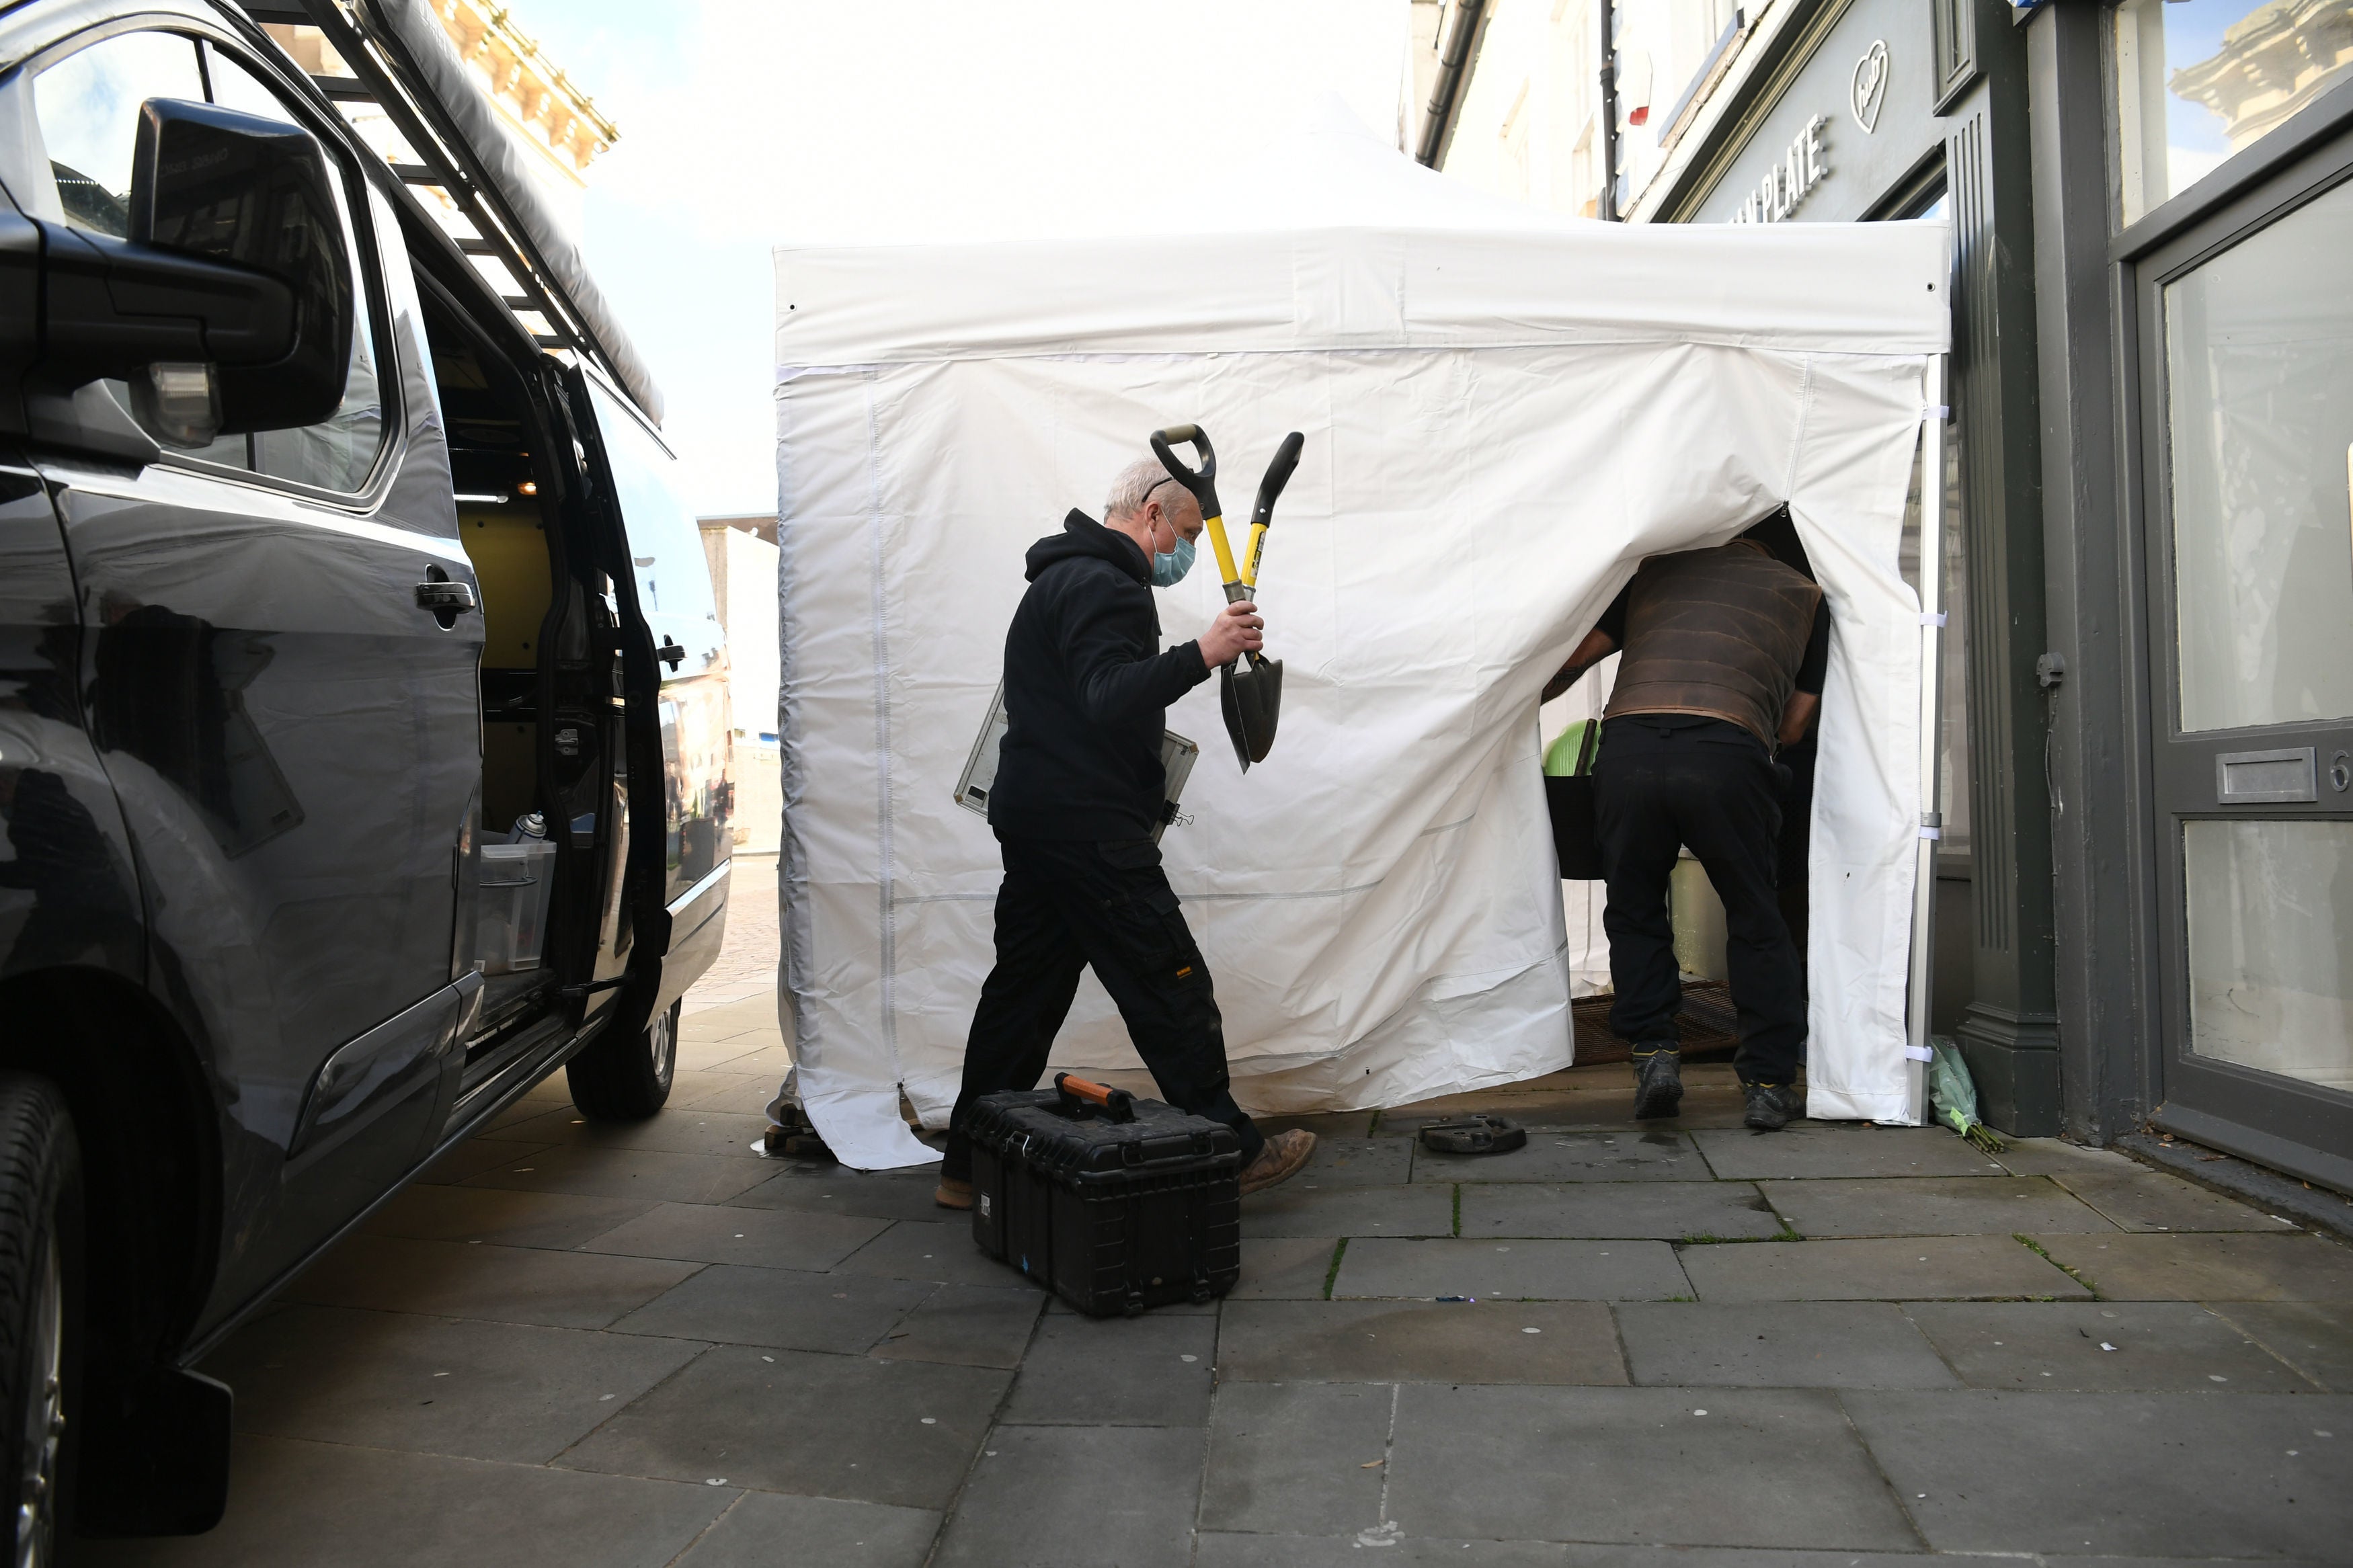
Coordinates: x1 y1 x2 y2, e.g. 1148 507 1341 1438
1851 39 1888 134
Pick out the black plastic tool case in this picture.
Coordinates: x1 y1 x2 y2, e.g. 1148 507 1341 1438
967 1076 1242 1315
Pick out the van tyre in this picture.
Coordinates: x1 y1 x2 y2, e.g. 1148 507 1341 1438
0 1075 82 1567
567 999 679 1121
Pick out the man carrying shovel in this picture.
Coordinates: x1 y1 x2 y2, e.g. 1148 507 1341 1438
932 456 1318 1210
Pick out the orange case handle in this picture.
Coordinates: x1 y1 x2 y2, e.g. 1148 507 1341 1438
1055 1073 1114 1105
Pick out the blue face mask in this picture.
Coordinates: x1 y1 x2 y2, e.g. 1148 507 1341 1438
1152 532 1196 588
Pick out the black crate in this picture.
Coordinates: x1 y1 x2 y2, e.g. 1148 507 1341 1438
967 1075 1242 1317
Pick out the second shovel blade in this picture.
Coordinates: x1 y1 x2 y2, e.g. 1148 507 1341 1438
1222 655 1281 768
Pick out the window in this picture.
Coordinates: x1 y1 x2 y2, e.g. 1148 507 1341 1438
2114 0 2353 226
30 30 388 490
586 381 719 638
2163 176 2353 733
203 46 387 493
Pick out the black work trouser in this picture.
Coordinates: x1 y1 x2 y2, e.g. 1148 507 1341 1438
941 834 1264 1181
1594 718 1806 1086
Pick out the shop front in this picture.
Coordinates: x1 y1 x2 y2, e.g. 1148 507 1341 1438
2029 0 2353 1192
1634 0 2062 1134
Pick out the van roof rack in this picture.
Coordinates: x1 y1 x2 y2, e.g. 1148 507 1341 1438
233 0 666 423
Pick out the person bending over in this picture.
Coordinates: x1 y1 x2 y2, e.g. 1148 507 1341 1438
934 458 1318 1208
1544 515 1830 1132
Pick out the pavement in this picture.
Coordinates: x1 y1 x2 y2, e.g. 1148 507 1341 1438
84 885 2353 1565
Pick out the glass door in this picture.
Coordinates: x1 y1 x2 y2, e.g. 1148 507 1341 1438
2141 161 2353 1184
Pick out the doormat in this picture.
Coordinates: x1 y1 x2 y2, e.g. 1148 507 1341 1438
1572 981 1741 1065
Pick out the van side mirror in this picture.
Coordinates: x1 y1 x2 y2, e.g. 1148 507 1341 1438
7 98 354 448
130 97 355 438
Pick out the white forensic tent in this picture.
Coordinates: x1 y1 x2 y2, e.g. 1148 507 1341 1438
772 108 1948 1171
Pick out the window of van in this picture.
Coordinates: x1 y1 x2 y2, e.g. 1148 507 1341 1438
586 382 720 648
30 31 389 491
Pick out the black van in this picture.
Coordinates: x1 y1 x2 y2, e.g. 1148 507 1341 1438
0 0 730 1551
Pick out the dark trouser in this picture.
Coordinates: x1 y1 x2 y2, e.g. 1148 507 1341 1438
941 834 1265 1181
1595 718 1806 1086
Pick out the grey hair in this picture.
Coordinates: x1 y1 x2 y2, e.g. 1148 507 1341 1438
1104 457 1178 520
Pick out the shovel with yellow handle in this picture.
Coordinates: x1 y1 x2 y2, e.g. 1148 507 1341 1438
1149 424 1304 770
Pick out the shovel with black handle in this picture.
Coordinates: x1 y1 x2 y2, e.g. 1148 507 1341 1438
1150 425 1304 770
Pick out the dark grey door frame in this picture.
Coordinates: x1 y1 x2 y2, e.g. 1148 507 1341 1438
2029 0 2353 1174
2126 131 2353 1195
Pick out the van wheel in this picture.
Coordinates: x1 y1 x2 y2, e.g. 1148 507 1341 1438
567 999 679 1121
0 1075 81 1568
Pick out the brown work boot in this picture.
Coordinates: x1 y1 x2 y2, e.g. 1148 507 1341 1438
1239 1129 1316 1195
934 1176 974 1210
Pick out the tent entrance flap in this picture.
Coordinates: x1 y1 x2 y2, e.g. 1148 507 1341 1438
771 115 1947 1167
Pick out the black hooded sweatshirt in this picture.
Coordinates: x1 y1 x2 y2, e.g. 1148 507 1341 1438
988 510 1211 842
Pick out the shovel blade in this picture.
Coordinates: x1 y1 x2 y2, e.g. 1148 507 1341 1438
1220 655 1281 768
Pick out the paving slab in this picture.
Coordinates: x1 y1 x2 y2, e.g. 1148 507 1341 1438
1843 1389 2353 1559
1990 1136 2143 1176
1332 1238 1691 1301
284 1235 700 1329
1000 1310 1218 1425
461 1145 776 1205
932 1424 1202 1568
556 1344 1008 1510
1903 1300 2318 1393
609 1263 930 1353
418 1136 550 1185
872 1283 1043 1370
1195 1534 1570 1565
1615 1301 1957 1389
2206 1301 2353 1391
1554 1555 2311 1568
495 1107 776 1160
572 1201 888 1270
76 1434 730 1568
1215 1298 1626 1385
478 1093 567 1134
1386 1085 1755 1132
1240 1183 1454 1239
832 1219 1021 1286
1226 1236 1342 1300
729 1163 947 1224
1460 1180 1785 1240
1693 1125 2007 1180
672 1073 779 1116
362 1184 658 1250
1258 1111 1378 1140
1412 1129 1712 1184
1678 1235 2089 1302
1199 1380 1394 1536
1383 1385 1919 1549
1759 1175 2118 1237
1286 1136 1414 1188
2030 1231 2353 1301
200 1304 703 1464
699 1044 795 1077
672 1491 941 1568
2051 1169 2297 1233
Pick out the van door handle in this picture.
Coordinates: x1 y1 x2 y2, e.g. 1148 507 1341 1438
415 567 478 630
656 636 685 670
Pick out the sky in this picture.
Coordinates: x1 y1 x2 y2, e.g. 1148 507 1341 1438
506 1 1414 518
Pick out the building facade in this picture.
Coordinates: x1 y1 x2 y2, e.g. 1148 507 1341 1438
264 0 619 235
1426 0 2353 1198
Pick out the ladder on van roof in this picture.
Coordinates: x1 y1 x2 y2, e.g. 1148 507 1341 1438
233 1 666 423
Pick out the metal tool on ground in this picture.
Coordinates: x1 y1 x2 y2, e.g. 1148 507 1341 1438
1417 1114 1528 1155
1149 425 1304 770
